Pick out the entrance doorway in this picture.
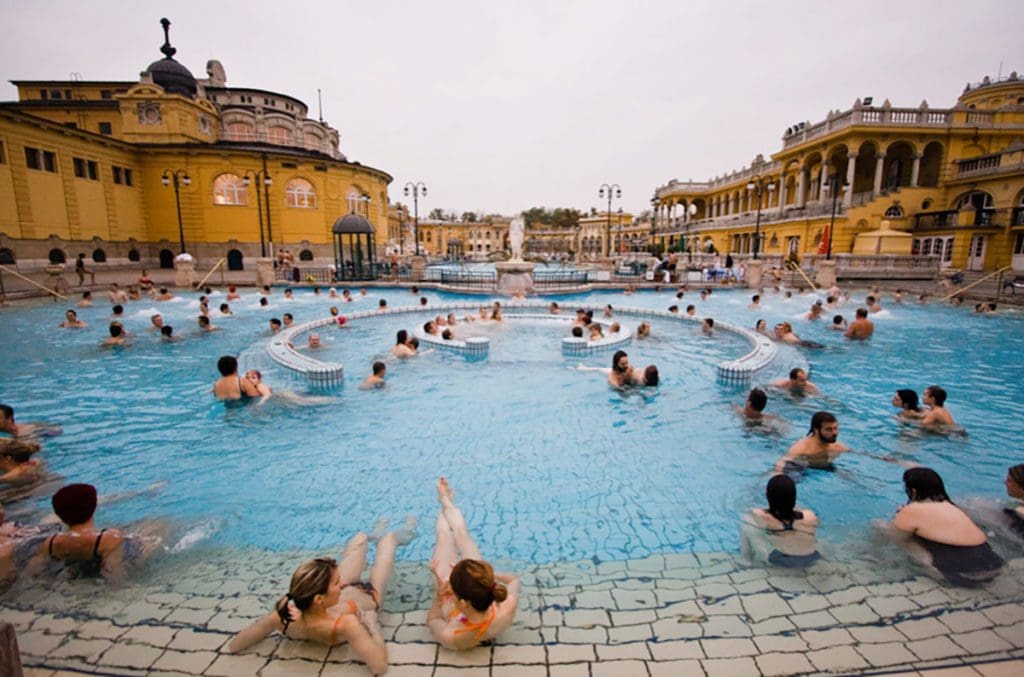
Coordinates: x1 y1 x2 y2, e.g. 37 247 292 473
967 235 986 271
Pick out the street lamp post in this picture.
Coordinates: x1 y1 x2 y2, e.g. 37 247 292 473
161 169 191 253
826 173 848 261
242 169 273 257
686 203 698 263
650 198 658 254
403 181 427 256
598 183 622 258
746 175 776 260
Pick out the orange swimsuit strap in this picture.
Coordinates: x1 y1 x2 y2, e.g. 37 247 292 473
451 605 497 641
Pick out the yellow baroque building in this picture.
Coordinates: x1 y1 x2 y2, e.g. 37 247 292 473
415 218 511 259
0 19 391 273
653 74 1024 274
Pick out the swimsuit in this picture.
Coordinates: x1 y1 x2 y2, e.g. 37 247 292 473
1004 508 1024 538
48 529 106 578
912 535 1004 587
764 515 821 568
340 580 380 614
449 604 497 642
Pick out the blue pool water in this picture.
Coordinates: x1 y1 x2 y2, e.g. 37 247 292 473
1 287 1022 566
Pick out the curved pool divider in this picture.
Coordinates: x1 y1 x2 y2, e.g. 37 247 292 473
266 301 777 385
412 328 490 358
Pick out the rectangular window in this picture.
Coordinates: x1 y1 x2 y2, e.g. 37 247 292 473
64 89 72 99
0 141 5 164
43 151 56 172
98 122 112 135
100 90 112 100
123 168 133 186
1015 233 1024 256
73 157 86 178
112 166 123 184
50 89 62 100
88 160 99 180
39 89 47 100
25 147 41 170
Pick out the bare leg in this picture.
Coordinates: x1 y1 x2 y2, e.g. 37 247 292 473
368 532 397 602
439 478 482 561
338 532 368 584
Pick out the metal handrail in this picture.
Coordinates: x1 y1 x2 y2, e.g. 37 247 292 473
194 258 227 290
939 265 1013 302
786 259 819 291
0 265 68 300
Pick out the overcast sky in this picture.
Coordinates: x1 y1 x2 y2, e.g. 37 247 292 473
2 1 1021 217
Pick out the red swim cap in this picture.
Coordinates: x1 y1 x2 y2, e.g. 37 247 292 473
337 316 347 325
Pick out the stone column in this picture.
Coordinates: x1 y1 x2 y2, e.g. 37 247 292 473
796 170 807 208
410 256 426 282
815 258 837 288
819 162 830 203
777 174 787 216
872 153 886 198
255 258 275 286
843 153 858 207
910 153 922 187
746 259 764 289
173 258 195 287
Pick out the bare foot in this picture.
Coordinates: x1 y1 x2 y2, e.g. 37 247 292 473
437 477 451 503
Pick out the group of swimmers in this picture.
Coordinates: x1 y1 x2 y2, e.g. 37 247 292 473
0 403 165 586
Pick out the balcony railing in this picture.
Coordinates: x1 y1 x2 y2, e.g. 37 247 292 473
802 254 941 279
914 208 1002 230
781 106 984 150
220 130 337 157
655 201 845 236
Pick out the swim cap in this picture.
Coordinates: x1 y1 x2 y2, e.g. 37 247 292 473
337 316 347 326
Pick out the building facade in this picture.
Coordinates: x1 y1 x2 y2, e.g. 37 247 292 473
0 19 392 272
414 217 511 259
653 74 1024 273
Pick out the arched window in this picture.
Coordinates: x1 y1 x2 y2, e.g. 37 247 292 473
285 178 316 208
299 249 314 261
128 248 141 262
954 191 994 210
304 132 323 151
48 248 66 264
884 205 905 218
268 126 291 145
159 249 174 269
0 247 15 264
226 249 244 271
92 248 107 263
225 122 254 142
213 173 248 206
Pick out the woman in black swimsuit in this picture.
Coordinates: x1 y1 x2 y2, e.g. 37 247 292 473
892 468 1004 587
740 474 821 567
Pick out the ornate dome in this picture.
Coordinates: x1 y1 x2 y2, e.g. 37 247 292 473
332 213 374 234
142 18 197 97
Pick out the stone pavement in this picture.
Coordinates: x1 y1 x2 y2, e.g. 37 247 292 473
3 548 1024 676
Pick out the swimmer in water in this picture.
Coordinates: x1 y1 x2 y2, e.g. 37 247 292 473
0 404 61 440
212 355 260 401
748 295 761 310
77 291 94 308
244 370 273 401
735 387 771 423
636 322 651 338
59 309 87 329
892 389 924 421
754 319 771 338
845 308 874 340
101 323 127 347
772 368 819 396
888 467 1003 587
774 411 849 473
919 385 957 429
359 362 387 390
829 314 846 331
391 330 415 359
806 300 825 320
227 285 241 301
739 474 820 568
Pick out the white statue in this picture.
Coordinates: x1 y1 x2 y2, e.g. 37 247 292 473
509 217 525 261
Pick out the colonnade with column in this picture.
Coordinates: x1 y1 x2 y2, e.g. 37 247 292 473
655 138 940 228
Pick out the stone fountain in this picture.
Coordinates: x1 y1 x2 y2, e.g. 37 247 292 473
494 216 536 295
